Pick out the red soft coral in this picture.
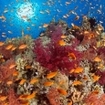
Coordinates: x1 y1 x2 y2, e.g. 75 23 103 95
84 92 105 105
34 38 82 74
0 45 13 59
46 88 61 105
95 70 105 85
0 59 16 81
8 89 21 105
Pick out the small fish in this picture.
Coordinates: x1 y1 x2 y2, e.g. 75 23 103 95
0 15 6 21
30 78 39 84
65 1 71 5
0 41 4 46
13 70 19 76
63 15 68 19
9 64 16 69
4 9 8 13
94 56 101 62
58 40 66 46
8 31 12 34
46 71 57 79
56 9 61 13
5 44 13 50
68 53 76 60
75 15 79 20
59 80 65 85
44 81 54 86
6 80 13 85
92 74 100 82
18 44 27 50
45 10 50 14
39 11 45 14
57 88 67 95
43 24 49 28
61 35 67 39
19 79 26 85
2 32 6 38
19 91 37 100
26 91 37 100
74 67 83 73
0 95 7 101
71 23 80 30
11 46 17 51
72 80 82 86
2 34 6 38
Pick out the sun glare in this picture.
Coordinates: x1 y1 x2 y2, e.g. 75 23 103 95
17 2 35 22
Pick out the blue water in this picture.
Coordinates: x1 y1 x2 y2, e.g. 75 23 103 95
0 0 105 40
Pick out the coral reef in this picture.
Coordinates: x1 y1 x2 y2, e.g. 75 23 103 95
0 17 105 105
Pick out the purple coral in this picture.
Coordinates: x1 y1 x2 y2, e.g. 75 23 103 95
34 36 82 74
95 70 105 85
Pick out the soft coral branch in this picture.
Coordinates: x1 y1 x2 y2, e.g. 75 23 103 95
34 37 82 74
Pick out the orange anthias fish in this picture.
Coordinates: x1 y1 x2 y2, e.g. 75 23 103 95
30 78 39 85
72 80 82 86
43 23 49 28
0 41 4 46
74 67 84 73
46 71 57 79
58 40 66 46
6 80 13 85
0 95 7 101
12 70 19 76
19 79 26 85
5 44 13 50
93 56 102 62
91 74 100 82
18 44 27 50
61 35 67 39
57 88 67 96
44 81 54 86
19 91 37 100
9 64 16 69
68 52 76 60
